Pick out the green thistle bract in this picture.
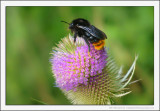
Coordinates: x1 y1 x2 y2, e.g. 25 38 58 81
50 35 138 105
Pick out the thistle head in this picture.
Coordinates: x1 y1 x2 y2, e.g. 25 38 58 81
50 35 138 104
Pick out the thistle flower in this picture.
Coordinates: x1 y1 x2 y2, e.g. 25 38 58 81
50 35 138 105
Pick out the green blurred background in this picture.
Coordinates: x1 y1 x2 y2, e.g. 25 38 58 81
6 6 154 105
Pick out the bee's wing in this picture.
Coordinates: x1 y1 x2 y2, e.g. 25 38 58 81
91 25 107 39
78 25 107 39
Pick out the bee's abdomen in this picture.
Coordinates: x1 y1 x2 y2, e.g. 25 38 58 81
92 40 105 50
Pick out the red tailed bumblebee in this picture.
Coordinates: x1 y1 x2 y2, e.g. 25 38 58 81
61 18 107 52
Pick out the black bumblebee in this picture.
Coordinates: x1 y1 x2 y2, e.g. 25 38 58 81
61 18 107 51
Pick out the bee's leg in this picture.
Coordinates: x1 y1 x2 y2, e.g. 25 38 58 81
74 32 77 43
83 36 90 52
83 36 91 58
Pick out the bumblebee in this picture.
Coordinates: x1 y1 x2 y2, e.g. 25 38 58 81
61 18 107 51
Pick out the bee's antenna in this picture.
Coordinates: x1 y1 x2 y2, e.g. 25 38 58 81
61 21 70 25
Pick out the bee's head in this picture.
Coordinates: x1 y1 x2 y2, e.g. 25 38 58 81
69 23 74 30
61 18 90 32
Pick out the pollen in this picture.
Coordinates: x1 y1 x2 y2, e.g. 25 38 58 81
92 40 105 50
88 51 91 58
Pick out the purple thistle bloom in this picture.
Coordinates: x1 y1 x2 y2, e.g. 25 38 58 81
51 42 107 91
50 35 138 104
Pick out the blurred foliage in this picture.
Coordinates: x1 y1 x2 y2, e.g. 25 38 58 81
6 6 154 105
